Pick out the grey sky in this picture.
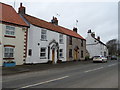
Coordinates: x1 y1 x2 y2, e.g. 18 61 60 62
1 0 118 44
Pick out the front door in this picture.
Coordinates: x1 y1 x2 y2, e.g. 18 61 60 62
74 50 77 60
52 49 55 63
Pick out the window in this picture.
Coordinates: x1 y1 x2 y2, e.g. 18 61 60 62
5 26 15 36
69 49 72 58
59 34 63 44
4 47 14 58
40 47 46 58
41 29 47 40
81 50 83 58
59 49 63 58
28 49 32 56
69 36 72 45
81 40 83 47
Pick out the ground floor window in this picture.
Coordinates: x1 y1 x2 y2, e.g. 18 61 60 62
81 50 83 58
69 49 72 58
4 47 14 58
28 49 32 56
59 49 63 58
40 47 46 58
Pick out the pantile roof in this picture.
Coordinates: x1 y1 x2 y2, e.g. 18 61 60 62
0 3 28 27
23 14 85 40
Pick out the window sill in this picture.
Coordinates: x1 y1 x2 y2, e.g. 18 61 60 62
40 39 47 41
59 57 64 58
40 57 46 59
3 58 14 60
4 35 16 38
60 43 64 44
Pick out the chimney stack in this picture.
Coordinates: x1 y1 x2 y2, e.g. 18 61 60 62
97 36 100 41
91 32 95 38
18 3 26 15
88 29 91 33
73 27 77 33
51 16 58 25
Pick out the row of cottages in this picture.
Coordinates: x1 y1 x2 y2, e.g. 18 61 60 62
86 30 108 58
0 3 28 66
18 3 86 64
0 3 86 66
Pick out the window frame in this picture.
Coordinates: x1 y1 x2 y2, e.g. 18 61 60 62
4 47 14 58
40 47 46 59
41 29 47 41
5 25 15 36
81 50 83 58
69 36 72 45
59 49 63 58
69 49 72 58
59 34 64 44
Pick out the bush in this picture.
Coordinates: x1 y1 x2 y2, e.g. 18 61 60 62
85 56 90 60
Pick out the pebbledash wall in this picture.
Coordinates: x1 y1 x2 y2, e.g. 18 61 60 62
26 24 67 64
0 23 27 65
66 36 86 61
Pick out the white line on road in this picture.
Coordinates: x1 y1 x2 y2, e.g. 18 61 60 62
16 76 69 89
84 67 104 73
108 63 117 67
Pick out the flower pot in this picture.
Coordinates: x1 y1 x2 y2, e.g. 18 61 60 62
3 62 16 67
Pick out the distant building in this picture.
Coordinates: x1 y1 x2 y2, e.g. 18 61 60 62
18 3 86 64
0 3 28 66
86 30 108 58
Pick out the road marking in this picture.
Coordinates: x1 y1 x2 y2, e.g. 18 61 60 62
108 63 117 67
84 67 104 73
16 76 69 89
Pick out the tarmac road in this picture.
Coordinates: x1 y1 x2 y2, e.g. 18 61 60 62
2 60 118 89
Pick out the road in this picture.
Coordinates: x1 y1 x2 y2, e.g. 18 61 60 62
2 60 118 89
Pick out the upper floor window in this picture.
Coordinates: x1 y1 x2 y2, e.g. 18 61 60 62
59 49 63 58
4 47 14 58
40 47 46 58
69 36 72 45
41 29 47 41
59 34 63 44
81 39 83 47
5 26 15 36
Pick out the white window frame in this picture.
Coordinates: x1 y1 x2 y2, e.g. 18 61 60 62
5 25 15 36
4 47 14 58
41 29 47 41
59 34 64 44
40 47 46 58
59 49 63 58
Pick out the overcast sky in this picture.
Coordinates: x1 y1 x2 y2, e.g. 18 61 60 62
1 0 118 43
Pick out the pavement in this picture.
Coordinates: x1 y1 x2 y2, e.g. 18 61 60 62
2 60 92 76
2 60 118 89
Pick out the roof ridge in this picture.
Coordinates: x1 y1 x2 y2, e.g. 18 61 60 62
23 14 85 40
0 2 13 7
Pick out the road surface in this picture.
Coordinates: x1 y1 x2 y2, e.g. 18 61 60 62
2 60 118 89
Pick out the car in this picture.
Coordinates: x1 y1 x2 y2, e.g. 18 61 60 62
93 55 107 63
111 56 117 60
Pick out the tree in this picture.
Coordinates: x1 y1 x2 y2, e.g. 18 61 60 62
106 39 119 56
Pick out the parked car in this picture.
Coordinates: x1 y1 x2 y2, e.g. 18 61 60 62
111 56 117 60
93 55 107 63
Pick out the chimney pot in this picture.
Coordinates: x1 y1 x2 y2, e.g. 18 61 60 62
18 3 26 15
73 27 77 33
51 16 58 25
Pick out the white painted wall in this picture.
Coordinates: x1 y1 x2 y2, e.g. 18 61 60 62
0 23 3 66
1 23 25 65
86 33 108 58
26 24 67 64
